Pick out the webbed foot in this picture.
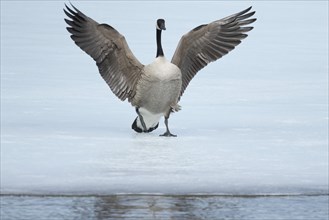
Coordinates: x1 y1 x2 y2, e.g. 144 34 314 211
160 132 177 137
160 116 177 137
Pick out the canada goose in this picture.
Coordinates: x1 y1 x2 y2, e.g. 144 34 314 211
64 4 256 137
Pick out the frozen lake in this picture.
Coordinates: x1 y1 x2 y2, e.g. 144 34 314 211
1 2 328 218
1 1 328 219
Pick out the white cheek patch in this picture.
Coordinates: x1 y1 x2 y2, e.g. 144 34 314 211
156 23 161 30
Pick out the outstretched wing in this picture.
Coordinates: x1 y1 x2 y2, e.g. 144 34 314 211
171 6 256 98
64 4 144 102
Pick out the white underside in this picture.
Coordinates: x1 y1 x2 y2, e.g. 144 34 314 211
136 107 163 129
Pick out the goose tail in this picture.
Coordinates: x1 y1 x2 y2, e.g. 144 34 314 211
132 117 159 133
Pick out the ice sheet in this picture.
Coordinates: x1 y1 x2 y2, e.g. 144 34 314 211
1 1 328 195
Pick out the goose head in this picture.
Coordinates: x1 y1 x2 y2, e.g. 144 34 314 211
156 19 166 31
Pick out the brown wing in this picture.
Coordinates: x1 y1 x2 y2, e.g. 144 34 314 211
171 7 256 98
64 4 144 102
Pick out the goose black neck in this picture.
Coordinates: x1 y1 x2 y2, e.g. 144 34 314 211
156 29 164 57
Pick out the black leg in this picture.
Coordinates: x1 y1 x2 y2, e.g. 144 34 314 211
160 116 177 137
135 108 147 132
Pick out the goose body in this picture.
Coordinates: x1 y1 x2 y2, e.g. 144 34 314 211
136 57 182 115
64 4 256 136
133 57 182 132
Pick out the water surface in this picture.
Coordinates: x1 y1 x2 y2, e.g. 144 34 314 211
1 194 328 220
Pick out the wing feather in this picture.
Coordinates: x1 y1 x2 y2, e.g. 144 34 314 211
64 4 144 102
171 7 256 98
